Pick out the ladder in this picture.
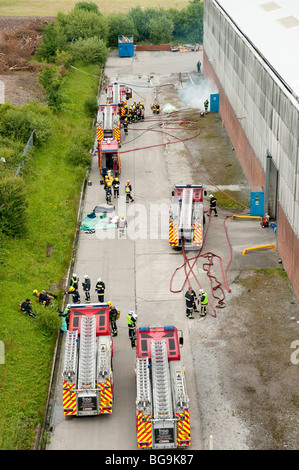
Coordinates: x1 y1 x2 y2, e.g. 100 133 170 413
63 330 78 384
97 337 111 381
170 362 188 412
136 357 152 414
104 105 113 130
78 316 96 389
151 340 173 419
179 188 193 231
112 83 120 104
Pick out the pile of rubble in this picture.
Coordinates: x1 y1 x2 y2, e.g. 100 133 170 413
0 19 50 73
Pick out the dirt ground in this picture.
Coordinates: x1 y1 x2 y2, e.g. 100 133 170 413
0 16 51 105
2 16 299 450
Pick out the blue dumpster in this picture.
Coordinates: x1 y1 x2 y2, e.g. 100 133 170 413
250 192 264 217
118 36 134 57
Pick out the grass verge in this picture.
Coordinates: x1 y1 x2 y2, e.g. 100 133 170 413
0 63 99 450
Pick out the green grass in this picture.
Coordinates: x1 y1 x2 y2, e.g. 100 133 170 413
0 63 99 450
0 0 190 16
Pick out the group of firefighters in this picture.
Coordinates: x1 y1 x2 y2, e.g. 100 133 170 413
103 171 134 205
120 100 145 130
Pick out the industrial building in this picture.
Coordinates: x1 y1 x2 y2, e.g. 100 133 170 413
203 0 299 298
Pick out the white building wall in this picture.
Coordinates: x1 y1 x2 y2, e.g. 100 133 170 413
204 0 299 238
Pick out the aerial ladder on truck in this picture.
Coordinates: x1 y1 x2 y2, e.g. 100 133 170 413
169 184 205 250
62 303 114 417
97 104 121 145
135 326 191 449
104 81 132 106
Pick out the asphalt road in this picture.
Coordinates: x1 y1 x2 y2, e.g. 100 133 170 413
46 50 277 452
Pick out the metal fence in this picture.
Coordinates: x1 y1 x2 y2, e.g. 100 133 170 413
15 129 35 177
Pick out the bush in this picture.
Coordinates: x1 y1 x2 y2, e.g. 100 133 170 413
148 13 174 44
37 22 68 62
38 65 66 111
34 302 62 336
0 108 53 145
0 176 28 237
56 9 109 43
70 36 108 64
66 134 93 168
74 1 100 14
84 95 98 117
107 13 137 48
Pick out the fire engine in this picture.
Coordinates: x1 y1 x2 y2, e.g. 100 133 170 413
62 303 114 417
135 325 191 449
104 81 132 105
169 184 205 250
98 138 121 179
97 104 121 145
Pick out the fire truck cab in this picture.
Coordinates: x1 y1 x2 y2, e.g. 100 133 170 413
98 138 121 178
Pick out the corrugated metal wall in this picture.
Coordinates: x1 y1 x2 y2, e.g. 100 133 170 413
204 0 299 237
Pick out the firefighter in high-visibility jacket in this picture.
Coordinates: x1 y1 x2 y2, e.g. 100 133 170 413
126 311 137 347
198 289 208 317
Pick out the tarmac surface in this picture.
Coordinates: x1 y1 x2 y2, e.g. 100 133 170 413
46 50 279 452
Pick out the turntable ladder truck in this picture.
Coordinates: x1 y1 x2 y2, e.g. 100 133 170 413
62 303 113 417
135 326 191 449
169 184 204 250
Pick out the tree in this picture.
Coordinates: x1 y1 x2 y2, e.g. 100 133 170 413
148 13 174 45
70 36 108 64
107 13 137 48
56 9 108 43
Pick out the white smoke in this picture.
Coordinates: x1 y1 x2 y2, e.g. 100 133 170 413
178 75 218 111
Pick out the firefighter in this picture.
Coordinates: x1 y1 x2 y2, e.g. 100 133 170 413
198 289 208 317
139 103 145 120
65 286 80 303
123 117 128 136
58 304 71 331
126 311 137 347
185 286 198 319
39 290 52 306
125 180 134 203
112 177 120 198
127 107 132 123
95 278 105 302
106 182 112 204
109 304 120 337
209 194 218 217
204 99 209 113
82 274 91 303
70 273 79 290
21 299 36 318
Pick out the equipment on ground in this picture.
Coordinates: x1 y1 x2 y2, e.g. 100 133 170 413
134 325 191 449
62 303 114 417
169 184 205 249
97 104 121 145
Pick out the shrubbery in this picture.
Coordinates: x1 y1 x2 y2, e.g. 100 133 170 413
0 176 28 237
70 36 108 64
